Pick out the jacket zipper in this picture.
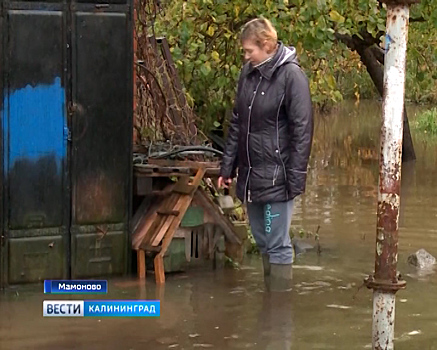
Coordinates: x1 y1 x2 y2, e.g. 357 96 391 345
273 165 279 186
244 76 263 203
275 94 289 201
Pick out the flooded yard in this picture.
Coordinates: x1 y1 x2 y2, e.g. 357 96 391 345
1 101 437 350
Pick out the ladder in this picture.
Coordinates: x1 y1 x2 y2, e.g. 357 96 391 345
133 168 206 284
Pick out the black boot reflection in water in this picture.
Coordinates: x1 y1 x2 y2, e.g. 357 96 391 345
256 291 295 350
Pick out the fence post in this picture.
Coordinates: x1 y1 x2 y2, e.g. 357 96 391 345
364 1 418 349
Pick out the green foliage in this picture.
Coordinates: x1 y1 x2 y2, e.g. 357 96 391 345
405 22 437 103
414 108 437 135
335 54 378 101
224 256 241 269
246 227 259 255
290 226 320 241
152 0 437 132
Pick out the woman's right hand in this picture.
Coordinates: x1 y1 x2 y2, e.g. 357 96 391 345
218 176 232 189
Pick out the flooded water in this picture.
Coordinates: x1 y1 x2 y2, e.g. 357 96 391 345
2 100 437 350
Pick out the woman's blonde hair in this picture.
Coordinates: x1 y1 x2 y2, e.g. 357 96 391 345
240 17 278 52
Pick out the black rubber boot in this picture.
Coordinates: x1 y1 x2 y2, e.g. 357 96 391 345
262 254 271 289
269 263 293 292
262 253 271 276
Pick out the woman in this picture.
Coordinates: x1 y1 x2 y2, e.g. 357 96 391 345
218 18 313 291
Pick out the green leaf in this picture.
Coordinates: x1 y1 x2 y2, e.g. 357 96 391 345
355 14 367 23
234 5 240 17
337 28 350 36
316 30 325 40
211 51 220 62
200 23 208 32
329 10 345 24
316 0 326 10
217 76 227 88
377 22 386 32
200 61 212 76
207 26 215 36
326 74 336 89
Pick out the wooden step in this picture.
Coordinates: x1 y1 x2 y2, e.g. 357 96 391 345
157 209 180 216
132 168 206 285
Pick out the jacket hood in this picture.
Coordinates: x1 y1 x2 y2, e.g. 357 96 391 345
245 42 298 80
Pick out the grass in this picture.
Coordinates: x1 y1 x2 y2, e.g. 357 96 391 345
414 108 437 135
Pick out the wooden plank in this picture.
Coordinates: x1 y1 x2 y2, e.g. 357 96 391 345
156 195 193 252
134 169 220 178
151 169 205 247
155 168 206 253
206 224 215 259
189 167 208 187
132 198 162 249
134 164 191 174
131 197 152 234
140 213 165 248
136 169 207 284
139 244 162 253
158 167 191 174
151 194 186 247
131 184 174 249
184 229 192 262
147 159 220 169
154 255 166 285
137 250 146 280
146 192 180 246
157 209 180 216
173 176 195 194
150 183 176 197
194 189 242 245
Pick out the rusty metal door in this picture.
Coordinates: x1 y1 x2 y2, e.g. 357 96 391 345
69 0 133 278
1 0 70 284
0 0 132 285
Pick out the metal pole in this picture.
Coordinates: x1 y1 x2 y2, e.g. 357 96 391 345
364 1 418 349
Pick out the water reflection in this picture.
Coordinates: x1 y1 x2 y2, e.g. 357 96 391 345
1 100 437 350
254 293 294 350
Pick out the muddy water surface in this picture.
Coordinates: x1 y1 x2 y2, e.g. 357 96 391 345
1 101 437 350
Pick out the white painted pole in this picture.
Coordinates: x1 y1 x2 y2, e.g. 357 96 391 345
366 3 412 350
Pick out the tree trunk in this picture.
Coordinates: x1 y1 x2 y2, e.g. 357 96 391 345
336 33 416 162
361 47 416 162
402 107 416 162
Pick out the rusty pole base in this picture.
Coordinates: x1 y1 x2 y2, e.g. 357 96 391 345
364 274 407 293
364 275 406 350
372 291 395 350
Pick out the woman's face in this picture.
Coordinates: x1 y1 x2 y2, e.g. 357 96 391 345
242 39 271 66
